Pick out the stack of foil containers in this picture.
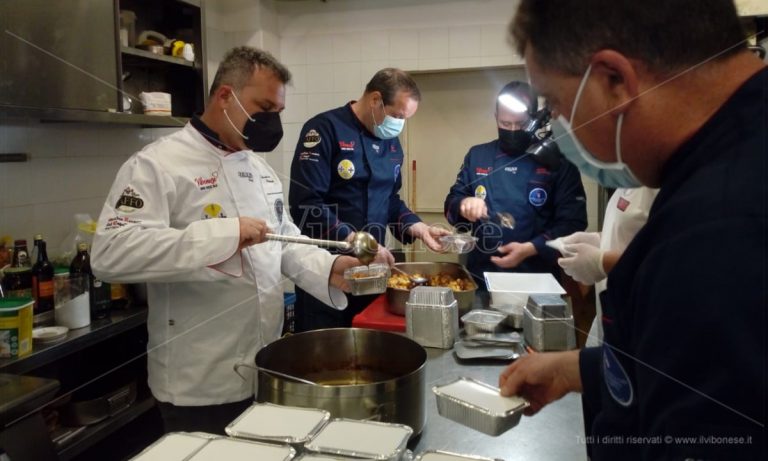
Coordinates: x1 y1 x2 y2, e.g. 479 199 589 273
406 286 459 349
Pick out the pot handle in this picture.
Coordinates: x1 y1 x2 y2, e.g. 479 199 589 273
234 362 255 381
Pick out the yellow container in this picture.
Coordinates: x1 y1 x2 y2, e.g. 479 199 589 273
0 297 34 358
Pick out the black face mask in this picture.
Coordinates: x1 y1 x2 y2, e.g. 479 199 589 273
226 92 284 152
498 127 531 155
242 111 283 152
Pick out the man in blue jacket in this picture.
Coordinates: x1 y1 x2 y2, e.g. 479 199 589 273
289 68 448 331
499 1 766 459
444 81 587 293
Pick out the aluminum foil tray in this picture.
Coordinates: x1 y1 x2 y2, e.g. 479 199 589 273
188 436 295 461
460 310 505 336
225 402 330 449
130 432 214 461
344 264 390 296
304 418 413 461
415 450 503 461
433 377 528 436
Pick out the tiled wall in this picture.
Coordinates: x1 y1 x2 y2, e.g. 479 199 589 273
0 120 175 259
0 0 598 262
272 0 524 191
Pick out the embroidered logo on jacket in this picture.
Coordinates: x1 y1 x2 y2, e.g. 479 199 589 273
529 187 548 207
195 172 219 191
339 141 355 152
337 159 355 179
475 167 492 176
303 129 321 148
115 187 144 213
238 171 254 182
202 203 227 219
475 185 487 199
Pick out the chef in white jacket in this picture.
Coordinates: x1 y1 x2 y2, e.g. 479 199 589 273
92 47 361 434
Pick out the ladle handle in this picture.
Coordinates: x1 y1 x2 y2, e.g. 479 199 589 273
266 233 352 251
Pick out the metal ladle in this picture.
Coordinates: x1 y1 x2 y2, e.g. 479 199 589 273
234 363 317 386
391 265 428 286
265 231 379 265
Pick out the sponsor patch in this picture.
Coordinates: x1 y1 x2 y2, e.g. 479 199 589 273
202 203 227 220
261 175 275 183
339 140 355 152
238 171 254 182
603 345 634 407
299 151 319 162
528 187 548 207
337 159 355 180
104 215 142 230
504 166 518 174
535 167 551 175
115 187 144 213
617 197 630 211
303 129 321 148
474 185 487 200
372 143 380 153
475 167 491 176
195 172 219 191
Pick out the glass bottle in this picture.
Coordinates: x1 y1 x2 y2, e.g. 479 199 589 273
70 243 110 320
1 239 33 298
31 240 55 314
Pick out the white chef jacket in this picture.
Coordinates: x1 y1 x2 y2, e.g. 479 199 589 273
92 123 347 406
585 187 658 347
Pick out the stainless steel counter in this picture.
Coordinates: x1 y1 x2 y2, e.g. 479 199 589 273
413 348 587 460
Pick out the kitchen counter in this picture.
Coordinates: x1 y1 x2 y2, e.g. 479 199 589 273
414 347 587 460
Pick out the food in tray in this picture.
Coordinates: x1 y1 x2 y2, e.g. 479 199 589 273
388 272 476 291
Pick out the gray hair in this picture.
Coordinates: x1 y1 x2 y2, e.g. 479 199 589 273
209 46 292 97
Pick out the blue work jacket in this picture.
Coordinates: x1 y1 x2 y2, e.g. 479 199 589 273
289 103 420 246
444 140 587 287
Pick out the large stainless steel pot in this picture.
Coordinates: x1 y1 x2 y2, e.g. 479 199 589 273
386 262 477 316
255 328 426 435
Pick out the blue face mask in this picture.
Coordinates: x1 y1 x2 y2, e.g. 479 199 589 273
552 65 642 188
372 102 405 139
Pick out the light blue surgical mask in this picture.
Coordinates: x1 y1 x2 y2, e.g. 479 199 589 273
372 102 405 139
553 65 642 188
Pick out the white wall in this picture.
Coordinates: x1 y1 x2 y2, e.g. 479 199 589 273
0 0 599 263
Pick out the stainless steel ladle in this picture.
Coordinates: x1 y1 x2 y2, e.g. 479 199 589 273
390 265 427 286
265 231 379 265
234 363 317 386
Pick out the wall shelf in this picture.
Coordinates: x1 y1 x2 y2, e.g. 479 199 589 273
121 46 195 68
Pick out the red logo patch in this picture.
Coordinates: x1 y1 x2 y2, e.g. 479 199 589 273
339 141 355 151
536 167 550 175
617 197 630 211
475 167 492 175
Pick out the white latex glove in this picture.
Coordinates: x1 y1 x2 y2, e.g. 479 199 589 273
562 231 601 248
558 243 607 284
409 222 451 252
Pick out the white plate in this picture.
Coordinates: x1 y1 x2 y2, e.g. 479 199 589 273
32 326 69 343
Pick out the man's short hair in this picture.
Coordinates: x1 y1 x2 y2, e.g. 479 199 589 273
364 68 422 105
510 0 747 76
209 47 292 97
496 81 538 115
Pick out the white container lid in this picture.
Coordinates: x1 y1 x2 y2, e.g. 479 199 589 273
130 433 211 461
305 419 412 459
226 403 329 444
188 438 294 461
434 377 527 416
